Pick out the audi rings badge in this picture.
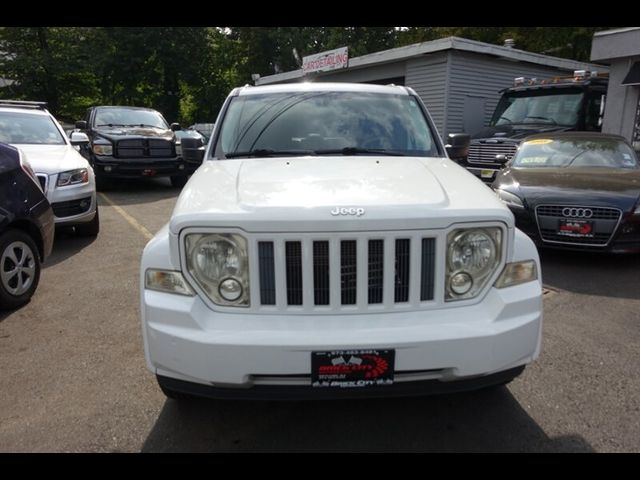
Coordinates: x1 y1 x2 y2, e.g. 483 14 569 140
562 207 593 218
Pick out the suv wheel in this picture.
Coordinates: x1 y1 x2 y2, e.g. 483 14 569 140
0 230 41 310
75 207 100 237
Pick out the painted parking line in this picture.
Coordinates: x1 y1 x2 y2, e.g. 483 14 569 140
98 192 154 241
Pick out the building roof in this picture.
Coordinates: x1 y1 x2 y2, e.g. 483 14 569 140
591 27 640 63
256 36 607 86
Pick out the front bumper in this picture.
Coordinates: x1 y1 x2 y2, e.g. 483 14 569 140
38 173 97 226
510 205 640 254
142 280 543 397
92 154 199 178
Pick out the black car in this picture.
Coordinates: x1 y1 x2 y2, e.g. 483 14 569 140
0 142 55 309
75 106 199 189
492 132 640 253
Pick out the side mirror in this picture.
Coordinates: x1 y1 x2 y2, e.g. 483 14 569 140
69 131 90 145
75 120 87 130
180 137 205 164
495 154 510 168
170 122 181 131
445 133 470 160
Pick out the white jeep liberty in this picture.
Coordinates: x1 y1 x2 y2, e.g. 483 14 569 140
140 83 543 400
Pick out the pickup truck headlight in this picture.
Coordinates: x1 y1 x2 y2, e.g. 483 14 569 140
495 189 524 208
446 227 502 301
56 168 89 187
93 144 113 156
185 233 250 306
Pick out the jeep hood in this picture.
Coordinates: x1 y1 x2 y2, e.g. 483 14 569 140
13 144 90 175
169 156 513 233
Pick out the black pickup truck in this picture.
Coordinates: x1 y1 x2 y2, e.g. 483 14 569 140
75 106 200 189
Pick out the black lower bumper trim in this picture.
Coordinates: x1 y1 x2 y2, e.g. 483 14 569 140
157 365 526 401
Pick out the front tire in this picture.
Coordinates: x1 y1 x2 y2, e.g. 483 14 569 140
0 230 41 310
75 207 100 237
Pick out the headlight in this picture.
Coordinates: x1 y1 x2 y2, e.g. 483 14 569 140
446 227 502 301
93 144 113 155
56 168 89 187
176 143 182 156
185 233 249 306
495 189 524 208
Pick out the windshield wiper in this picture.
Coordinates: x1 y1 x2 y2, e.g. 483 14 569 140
123 123 163 129
96 123 126 127
225 149 314 158
523 116 558 125
313 147 407 156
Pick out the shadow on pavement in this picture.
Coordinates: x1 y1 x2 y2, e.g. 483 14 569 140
142 387 595 452
540 248 640 299
43 227 97 269
98 177 182 206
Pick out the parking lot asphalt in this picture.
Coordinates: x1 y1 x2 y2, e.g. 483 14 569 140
1 177 639 452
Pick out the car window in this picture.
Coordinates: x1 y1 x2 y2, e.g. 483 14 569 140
93 108 168 129
0 111 66 145
513 137 639 169
216 91 438 157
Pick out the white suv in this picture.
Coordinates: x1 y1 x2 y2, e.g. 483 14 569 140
0 101 98 236
141 83 543 400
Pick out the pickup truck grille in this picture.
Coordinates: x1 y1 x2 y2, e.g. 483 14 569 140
115 139 174 158
468 143 517 165
256 234 436 310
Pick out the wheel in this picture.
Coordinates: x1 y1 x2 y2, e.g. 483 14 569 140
75 207 100 237
170 175 188 189
0 229 41 310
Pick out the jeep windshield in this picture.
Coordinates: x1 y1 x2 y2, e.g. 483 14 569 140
94 108 168 129
491 90 584 128
0 111 65 145
216 91 439 158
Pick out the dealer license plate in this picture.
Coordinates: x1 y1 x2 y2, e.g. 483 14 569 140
311 349 395 388
557 219 595 238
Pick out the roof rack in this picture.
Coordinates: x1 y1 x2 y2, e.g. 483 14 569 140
0 100 48 110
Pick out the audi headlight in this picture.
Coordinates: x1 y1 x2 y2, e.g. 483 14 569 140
93 144 113 156
185 233 249 306
495 188 524 208
56 168 89 187
446 227 502 301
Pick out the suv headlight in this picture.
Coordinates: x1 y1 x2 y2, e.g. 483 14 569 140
446 227 502 301
93 144 113 156
56 168 89 187
185 233 250 306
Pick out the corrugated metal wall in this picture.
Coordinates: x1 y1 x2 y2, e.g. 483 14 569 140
405 53 448 138
445 51 574 137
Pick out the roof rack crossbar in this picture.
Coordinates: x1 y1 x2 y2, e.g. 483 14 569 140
0 100 48 110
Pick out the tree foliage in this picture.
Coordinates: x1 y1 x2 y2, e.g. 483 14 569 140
0 27 615 125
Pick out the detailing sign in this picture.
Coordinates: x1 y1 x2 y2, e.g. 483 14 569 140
303 47 349 74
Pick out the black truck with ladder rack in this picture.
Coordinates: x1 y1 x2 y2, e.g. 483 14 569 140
457 70 609 183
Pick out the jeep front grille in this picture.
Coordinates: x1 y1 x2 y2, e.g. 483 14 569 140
256 234 436 310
